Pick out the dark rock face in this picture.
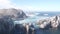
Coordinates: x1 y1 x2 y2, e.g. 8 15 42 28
0 8 27 34
0 8 27 20
10 24 27 34
0 17 14 34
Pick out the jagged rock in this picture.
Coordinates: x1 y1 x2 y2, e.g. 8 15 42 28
37 19 50 29
37 16 60 29
0 16 14 34
23 23 35 34
0 8 27 20
50 16 60 28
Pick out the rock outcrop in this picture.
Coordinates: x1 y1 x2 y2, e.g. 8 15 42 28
0 8 27 34
0 8 27 20
22 23 35 34
37 16 60 29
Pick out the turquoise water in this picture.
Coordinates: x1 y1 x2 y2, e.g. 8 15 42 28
15 12 60 24
18 16 50 24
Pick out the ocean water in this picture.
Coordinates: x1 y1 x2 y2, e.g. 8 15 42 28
15 12 60 34
16 12 60 24
35 28 60 34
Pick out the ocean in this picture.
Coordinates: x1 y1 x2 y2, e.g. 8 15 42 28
35 28 60 34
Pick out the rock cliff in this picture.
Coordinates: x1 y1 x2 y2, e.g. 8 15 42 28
0 16 14 34
0 8 27 20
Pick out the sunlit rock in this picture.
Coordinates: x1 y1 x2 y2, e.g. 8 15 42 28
50 16 60 28
37 16 60 29
37 19 50 29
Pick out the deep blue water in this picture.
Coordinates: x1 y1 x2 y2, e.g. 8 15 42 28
35 28 60 34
